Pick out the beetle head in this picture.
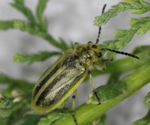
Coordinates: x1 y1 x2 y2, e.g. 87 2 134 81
74 41 102 66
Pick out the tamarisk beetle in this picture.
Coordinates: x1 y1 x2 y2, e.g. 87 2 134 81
31 4 140 125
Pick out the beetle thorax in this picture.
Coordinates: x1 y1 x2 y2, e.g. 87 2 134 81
74 42 102 66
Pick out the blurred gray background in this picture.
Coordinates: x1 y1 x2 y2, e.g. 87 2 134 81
0 0 150 125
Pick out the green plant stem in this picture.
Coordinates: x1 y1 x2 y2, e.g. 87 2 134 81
106 72 121 85
54 63 150 125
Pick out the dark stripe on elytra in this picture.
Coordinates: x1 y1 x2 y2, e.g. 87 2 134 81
36 72 68 106
44 84 70 106
71 69 86 84
33 63 61 99
65 55 79 66
33 52 78 99
33 54 77 99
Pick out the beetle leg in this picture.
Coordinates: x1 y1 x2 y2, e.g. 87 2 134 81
93 59 113 71
93 60 106 71
71 89 78 125
88 71 101 105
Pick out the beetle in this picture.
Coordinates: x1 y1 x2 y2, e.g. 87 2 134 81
31 4 140 125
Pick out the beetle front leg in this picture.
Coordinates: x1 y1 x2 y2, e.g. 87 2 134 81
71 89 78 125
88 71 101 105
93 59 113 71
93 60 106 71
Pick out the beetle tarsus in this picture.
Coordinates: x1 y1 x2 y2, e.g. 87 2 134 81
102 68 105 71
93 90 101 105
71 111 78 125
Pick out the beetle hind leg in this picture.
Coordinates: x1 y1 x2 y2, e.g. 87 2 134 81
88 71 101 104
71 89 78 125
93 90 101 105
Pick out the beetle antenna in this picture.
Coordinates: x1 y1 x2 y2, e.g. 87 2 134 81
101 48 140 60
96 4 106 44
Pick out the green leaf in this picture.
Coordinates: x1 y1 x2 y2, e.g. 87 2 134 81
130 6 149 14
0 73 34 96
38 113 61 125
38 108 70 125
36 0 49 26
0 92 13 108
0 20 34 31
59 37 69 50
128 0 150 14
40 34 69 51
114 29 129 38
94 2 142 27
3 1 70 50
11 115 41 125
92 114 106 125
13 51 62 65
130 17 150 29
94 0 150 27
130 17 150 35
87 81 127 104
43 16 48 31
137 22 150 35
132 46 150 54
0 118 9 125
102 16 150 59
0 90 34 125
57 97 70 109
103 29 136 59
144 91 150 109
0 101 23 118
0 20 68 51
98 114 106 125
0 21 14 30
0 97 12 109
132 110 150 125
69 40 74 49
10 0 36 24
106 72 121 85
0 73 34 88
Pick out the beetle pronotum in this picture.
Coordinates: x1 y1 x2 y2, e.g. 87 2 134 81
31 4 140 125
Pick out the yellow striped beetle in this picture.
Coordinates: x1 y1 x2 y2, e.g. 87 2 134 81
31 4 139 125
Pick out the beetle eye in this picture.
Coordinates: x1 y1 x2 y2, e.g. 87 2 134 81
92 45 97 48
98 53 102 58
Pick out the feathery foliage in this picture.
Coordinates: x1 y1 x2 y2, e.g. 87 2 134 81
0 0 150 125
